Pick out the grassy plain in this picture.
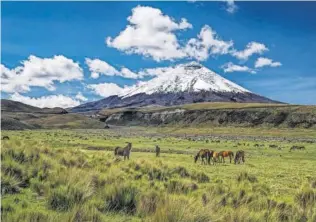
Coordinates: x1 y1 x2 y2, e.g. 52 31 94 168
1 127 316 221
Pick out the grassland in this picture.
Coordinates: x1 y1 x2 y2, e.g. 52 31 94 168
1 128 316 221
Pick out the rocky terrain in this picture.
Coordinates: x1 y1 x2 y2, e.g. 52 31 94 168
98 103 316 128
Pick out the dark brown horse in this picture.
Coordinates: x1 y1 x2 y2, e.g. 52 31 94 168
218 151 234 163
2 136 9 140
234 150 245 164
194 149 212 165
114 142 132 160
155 145 160 157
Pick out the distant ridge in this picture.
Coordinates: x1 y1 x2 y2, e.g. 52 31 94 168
1 99 68 114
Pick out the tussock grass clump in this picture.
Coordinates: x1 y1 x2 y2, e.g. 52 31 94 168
295 187 316 208
150 196 211 222
171 166 190 178
236 172 258 183
2 209 53 222
1 175 21 195
68 205 103 222
191 171 210 183
166 179 198 194
138 190 161 216
105 184 138 214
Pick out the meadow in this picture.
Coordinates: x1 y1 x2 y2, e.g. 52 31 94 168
1 127 316 221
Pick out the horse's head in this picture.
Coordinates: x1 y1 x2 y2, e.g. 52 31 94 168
194 155 199 163
126 142 132 150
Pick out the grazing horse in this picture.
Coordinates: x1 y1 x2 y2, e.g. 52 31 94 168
2 136 10 140
194 149 212 165
114 142 132 160
155 145 161 157
212 151 221 164
289 145 305 152
218 151 234 163
234 150 245 164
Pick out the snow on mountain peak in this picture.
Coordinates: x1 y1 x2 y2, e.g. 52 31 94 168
121 62 250 98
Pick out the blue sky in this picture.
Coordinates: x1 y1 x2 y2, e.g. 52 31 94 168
1 1 316 107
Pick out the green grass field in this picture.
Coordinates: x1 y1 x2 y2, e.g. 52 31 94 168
1 128 316 221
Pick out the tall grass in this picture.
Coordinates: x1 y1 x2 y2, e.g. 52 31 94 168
1 132 316 222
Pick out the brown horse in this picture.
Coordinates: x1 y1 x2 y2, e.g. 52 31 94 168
114 142 132 160
155 145 161 157
234 150 245 164
194 149 212 165
218 151 234 163
212 151 220 164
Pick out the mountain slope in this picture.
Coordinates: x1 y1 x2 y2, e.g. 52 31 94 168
1 100 104 130
71 62 279 112
1 99 68 114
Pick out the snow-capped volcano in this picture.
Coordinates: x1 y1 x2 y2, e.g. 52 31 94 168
71 62 278 112
121 62 249 98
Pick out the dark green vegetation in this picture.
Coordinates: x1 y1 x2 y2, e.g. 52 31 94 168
1 128 316 221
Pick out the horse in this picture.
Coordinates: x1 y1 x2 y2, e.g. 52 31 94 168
155 145 161 157
114 142 132 160
289 145 305 152
234 150 245 164
2 136 9 140
212 151 220 165
218 151 234 163
194 149 212 165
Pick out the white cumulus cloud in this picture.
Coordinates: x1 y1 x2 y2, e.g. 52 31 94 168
225 0 238 14
231 42 268 60
255 57 282 68
10 93 81 108
221 62 256 74
185 25 233 61
85 58 141 79
75 92 88 101
1 55 83 93
106 5 192 61
85 58 120 79
87 83 125 97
